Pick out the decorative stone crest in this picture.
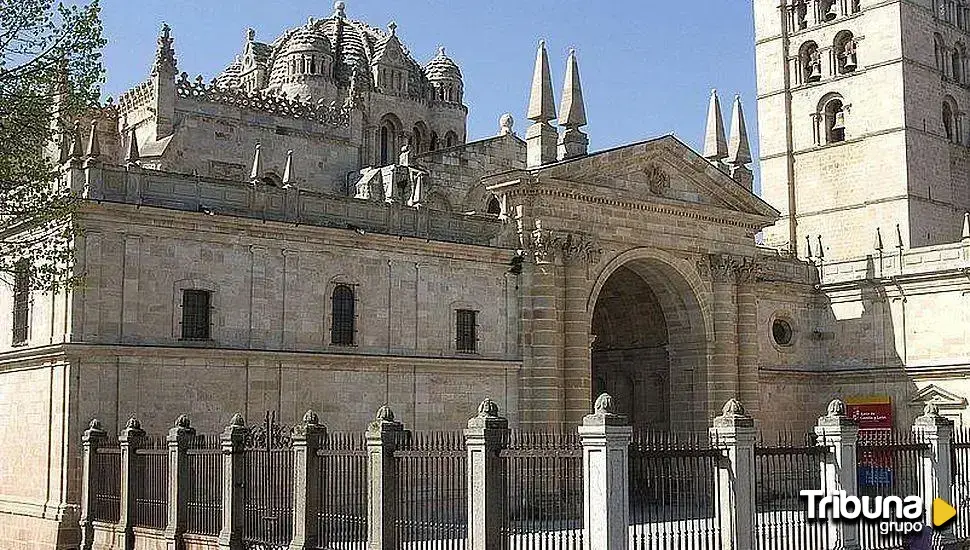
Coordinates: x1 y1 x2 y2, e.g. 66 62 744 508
594 393 616 415
125 416 142 431
375 405 396 423
721 398 747 418
826 399 847 417
302 409 320 425
644 163 671 196
923 402 941 417
478 398 500 418
174 414 191 429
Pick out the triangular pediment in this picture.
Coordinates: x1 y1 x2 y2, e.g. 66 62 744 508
484 135 779 227
911 384 968 410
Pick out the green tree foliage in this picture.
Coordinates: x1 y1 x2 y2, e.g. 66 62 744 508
0 0 105 291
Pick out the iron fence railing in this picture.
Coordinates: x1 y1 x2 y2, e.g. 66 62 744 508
754 434 829 550
242 413 294 550
132 436 169 529
953 428 970 541
316 432 368 549
393 431 468 549
90 446 121 523
186 434 222 536
629 431 723 550
856 430 927 550
499 431 583 550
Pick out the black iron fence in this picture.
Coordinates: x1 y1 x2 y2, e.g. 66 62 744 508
953 427 970 541
90 446 121 523
500 431 583 550
393 431 468 549
186 434 222 536
132 436 169 529
629 431 723 550
242 413 294 550
856 430 927 550
316 432 368 549
754 434 829 550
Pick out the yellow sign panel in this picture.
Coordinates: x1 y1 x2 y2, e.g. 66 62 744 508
933 498 957 528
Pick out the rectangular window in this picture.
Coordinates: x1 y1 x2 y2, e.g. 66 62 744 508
12 262 30 345
331 284 356 346
181 289 211 340
456 309 477 353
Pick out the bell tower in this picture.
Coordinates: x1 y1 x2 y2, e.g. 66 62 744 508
755 0 970 260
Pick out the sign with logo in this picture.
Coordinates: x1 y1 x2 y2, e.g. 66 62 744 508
801 491 957 536
846 395 893 430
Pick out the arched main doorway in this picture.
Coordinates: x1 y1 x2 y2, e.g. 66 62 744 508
589 256 709 433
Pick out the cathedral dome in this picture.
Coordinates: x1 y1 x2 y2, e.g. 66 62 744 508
278 24 333 58
425 47 462 83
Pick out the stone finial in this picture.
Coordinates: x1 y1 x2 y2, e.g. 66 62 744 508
375 405 395 423
69 121 83 159
388 21 397 36
594 393 615 414
963 212 970 240
438 46 446 57
727 95 752 167
478 398 500 418
875 227 884 252
703 89 728 163
125 416 141 430
246 27 256 42
915 400 954 430
282 150 294 187
85 120 100 158
557 48 589 160
125 128 140 165
334 1 346 18
302 409 320 425
500 113 515 136
89 418 103 431
249 143 262 184
826 399 847 417
175 414 191 429
721 398 747 418
527 40 557 124
399 143 410 166
924 402 941 417
712 398 754 430
152 22 178 77
229 413 245 428
582 393 627 426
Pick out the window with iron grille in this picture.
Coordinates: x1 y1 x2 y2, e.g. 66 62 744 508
12 262 29 345
331 284 355 346
180 289 211 340
456 309 477 353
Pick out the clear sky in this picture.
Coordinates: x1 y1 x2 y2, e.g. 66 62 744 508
101 0 760 179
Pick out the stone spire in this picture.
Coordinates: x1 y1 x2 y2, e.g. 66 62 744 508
85 120 100 158
526 40 558 168
726 95 754 191
250 143 262 184
703 89 728 164
282 150 294 187
557 49 588 160
125 129 140 165
151 23 178 78
68 121 83 159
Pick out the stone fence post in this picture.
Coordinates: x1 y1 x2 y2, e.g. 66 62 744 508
366 406 405 550
464 398 510 550
579 393 632 550
80 419 108 550
913 403 956 547
117 417 145 550
164 415 196 550
219 414 247 550
290 410 327 550
710 399 757 550
815 399 860 550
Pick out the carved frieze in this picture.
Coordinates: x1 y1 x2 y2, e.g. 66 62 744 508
526 219 602 266
644 163 671 196
700 253 764 283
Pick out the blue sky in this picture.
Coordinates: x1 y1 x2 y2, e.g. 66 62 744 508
101 0 760 175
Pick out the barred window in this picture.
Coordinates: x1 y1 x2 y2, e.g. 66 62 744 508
180 289 211 340
456 309 477 353
331 284 355 346
12 262 29 345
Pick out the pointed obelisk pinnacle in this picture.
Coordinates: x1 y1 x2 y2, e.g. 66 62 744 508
526 40 558 168
250 143 262 184
727 95 752 166
86 120 101 158
703 89 728 163
125 128 140 165
528 40 557 124
282 150 294 187
558 49 588 160
963 212 970 241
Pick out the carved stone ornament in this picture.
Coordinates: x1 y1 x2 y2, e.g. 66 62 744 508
644 163 671 196
375 405 396 423
594 393 616 414
302 409 320 425
478 398 500 418
702 253 763 283
721 398 747 418
550 232 603 266
174 414 192 429
229 413 245 428
826 399 847 418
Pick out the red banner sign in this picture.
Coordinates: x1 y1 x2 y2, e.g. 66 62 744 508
845 396 893 431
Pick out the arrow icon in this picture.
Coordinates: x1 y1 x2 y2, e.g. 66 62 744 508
933 498 957 528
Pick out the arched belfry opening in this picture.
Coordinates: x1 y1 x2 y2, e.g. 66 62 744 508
589 257 709 433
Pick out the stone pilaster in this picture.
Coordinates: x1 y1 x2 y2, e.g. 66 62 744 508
736 262 761 419
118 417 146 550
814 400 860 550
164 415 196 550
710 399 757 550
80 420 108 550
366 406 405 550
913 403 956 547
218 414 246 550
464 399 510 550
579 394 631 550
290 410 327 550
708 255 740 418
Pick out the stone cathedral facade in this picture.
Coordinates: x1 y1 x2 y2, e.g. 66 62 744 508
2 1 970 548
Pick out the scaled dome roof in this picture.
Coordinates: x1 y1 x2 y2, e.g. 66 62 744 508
425 47 462 83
